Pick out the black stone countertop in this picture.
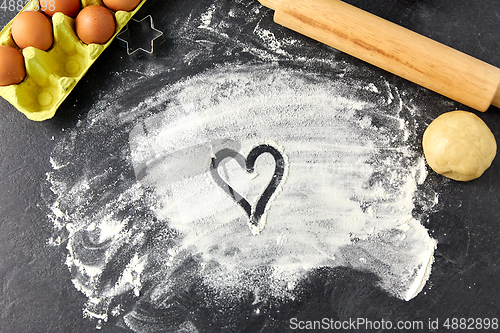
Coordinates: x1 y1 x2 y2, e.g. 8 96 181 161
1 1 499 332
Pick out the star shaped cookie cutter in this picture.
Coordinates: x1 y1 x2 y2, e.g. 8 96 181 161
116 15 165 60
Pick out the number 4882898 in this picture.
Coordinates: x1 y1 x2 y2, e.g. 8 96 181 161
1 0 56 11
443 318 499 330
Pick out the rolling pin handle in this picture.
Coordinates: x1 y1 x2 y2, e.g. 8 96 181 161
266 0 500 112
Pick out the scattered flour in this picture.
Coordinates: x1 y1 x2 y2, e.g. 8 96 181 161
41 1 440 331
128 65 436 301
45 63 438 331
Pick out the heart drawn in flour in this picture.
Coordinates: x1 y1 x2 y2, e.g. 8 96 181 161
210 144 287 233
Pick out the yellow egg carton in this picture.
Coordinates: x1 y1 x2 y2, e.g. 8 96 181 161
0 0 147 121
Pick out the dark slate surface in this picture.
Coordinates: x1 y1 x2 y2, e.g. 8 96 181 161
1 0 499 332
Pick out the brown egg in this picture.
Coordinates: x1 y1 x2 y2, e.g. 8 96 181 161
43 0 81 18
75 5 116 44
102 0 141 12
0 46 26 86
11 11 54 50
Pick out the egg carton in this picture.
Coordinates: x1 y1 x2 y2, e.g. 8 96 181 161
0 0 147 121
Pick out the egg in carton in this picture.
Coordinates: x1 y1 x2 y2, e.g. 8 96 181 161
0 0 147 121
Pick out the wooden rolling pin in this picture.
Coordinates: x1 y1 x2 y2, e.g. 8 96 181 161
258 0 500 112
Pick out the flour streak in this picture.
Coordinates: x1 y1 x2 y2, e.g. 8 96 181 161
45 62 439 331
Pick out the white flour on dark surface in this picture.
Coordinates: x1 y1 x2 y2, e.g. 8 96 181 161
128 64 437 299
42 1 440 331
45 63 438 331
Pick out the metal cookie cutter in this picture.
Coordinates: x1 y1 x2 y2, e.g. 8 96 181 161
116 15 165 60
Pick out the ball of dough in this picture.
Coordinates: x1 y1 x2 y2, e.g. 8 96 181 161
422 111 496 181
